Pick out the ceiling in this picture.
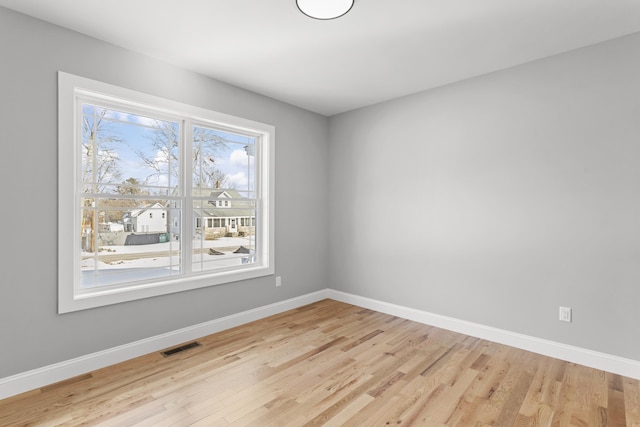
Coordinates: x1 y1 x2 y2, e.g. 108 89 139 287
2 0 640 116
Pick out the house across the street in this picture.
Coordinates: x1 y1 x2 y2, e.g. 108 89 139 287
122 202 167 233
199 189 255 238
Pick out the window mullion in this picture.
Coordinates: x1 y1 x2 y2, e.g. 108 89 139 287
182 119 193 273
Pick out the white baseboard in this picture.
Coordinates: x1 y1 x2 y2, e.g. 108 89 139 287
0 290 330 400
3 288 639 401
326 289 640 380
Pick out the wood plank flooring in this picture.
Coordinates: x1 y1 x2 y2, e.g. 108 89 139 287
1 299 639 426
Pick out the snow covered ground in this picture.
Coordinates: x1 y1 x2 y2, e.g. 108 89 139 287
81 236 256 288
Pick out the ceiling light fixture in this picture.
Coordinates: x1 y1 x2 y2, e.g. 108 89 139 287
296 0 354 20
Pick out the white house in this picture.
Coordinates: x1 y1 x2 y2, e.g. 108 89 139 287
196 189 255 238
166 190 255 239
123 202 168 233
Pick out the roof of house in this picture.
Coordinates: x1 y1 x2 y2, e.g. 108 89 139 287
127 202 166 218
125 191 254 219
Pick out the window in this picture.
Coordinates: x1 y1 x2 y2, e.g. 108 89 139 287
58 72 274 313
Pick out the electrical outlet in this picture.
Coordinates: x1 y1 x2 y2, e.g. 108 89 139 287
559 306 572 323
275 276 282 287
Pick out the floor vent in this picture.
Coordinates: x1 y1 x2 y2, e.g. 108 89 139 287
161 341 201 357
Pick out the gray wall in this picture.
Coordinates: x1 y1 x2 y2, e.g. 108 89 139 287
0 7 329 377
329 32 640 361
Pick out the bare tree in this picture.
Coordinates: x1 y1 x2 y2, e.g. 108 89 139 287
192 127 236 189
132 120 178 190
134 122 235 190
82 108 123 193
81 107 123 251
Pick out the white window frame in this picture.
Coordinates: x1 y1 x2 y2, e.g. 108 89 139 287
58 72 275 313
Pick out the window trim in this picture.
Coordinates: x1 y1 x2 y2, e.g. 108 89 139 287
58 71 275 313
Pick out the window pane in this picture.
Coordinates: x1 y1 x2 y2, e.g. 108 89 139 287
191 126 258 272
80 197 182 289
81 104 180 196
192 125 255 194
192 193 257 272
79 104 183 289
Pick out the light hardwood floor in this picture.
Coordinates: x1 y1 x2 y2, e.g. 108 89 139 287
1 299 639 426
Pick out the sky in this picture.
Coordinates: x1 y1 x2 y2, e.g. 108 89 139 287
82 103 255 196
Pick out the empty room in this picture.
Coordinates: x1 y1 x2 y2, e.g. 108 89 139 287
1 0 640 425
